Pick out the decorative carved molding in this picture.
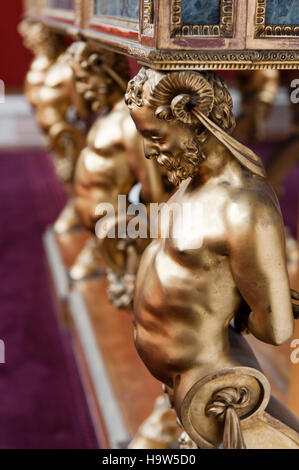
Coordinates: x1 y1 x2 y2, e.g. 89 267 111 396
171 0 235 38
149 50 299 70
142 0 154 35
255 0 299 37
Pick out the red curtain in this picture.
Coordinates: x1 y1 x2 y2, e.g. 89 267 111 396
0 1 32 91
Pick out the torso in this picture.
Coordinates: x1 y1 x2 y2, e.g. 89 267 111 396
36 56 73 129
25 56 53 107
75 100 137 228
133 171 279 387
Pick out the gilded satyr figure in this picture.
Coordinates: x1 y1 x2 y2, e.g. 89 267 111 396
126 68 299 449
33 42 87 187
69 42 173 303
19 20 85 185
18 19 66 108
68 42 147 295
20 21 86 233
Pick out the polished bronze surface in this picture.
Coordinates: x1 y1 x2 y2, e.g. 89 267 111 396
126 67 299 448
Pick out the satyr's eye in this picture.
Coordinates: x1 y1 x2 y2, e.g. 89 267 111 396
142 129 163 140
151 135 165 143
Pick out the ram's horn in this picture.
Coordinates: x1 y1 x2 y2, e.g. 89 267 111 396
149 71 214 124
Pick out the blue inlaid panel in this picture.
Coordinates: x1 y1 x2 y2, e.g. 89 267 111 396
95 0 139 20
181 0 221 26
265 0 299 26
47 0 74 9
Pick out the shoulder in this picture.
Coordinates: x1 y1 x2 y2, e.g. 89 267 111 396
111 100 139 142
89 103 138 152
31 56 51 72
44 62 72 87
225 177 283 237
88 113 124 151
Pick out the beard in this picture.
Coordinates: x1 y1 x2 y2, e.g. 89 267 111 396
85 91 108 113
156 139 205 186
91 97 107 113
78 82 109 113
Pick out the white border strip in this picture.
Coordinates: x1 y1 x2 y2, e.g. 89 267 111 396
69 290 130 449
43 229 69 300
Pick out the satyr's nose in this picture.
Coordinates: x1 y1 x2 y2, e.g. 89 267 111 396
144 141 159 160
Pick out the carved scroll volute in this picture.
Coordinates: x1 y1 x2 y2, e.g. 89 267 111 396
177 367 271 449
206 387 249 449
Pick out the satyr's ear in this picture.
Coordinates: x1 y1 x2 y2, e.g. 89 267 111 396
150 72 214 125
79 46 116 72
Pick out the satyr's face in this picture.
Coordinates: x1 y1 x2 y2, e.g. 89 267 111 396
72 47 112 113
130 85 205 185
23 23 47 54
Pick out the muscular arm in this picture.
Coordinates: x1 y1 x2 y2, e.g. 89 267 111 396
228 194 294 345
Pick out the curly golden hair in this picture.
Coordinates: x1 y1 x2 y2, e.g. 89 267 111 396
125 68 236 135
